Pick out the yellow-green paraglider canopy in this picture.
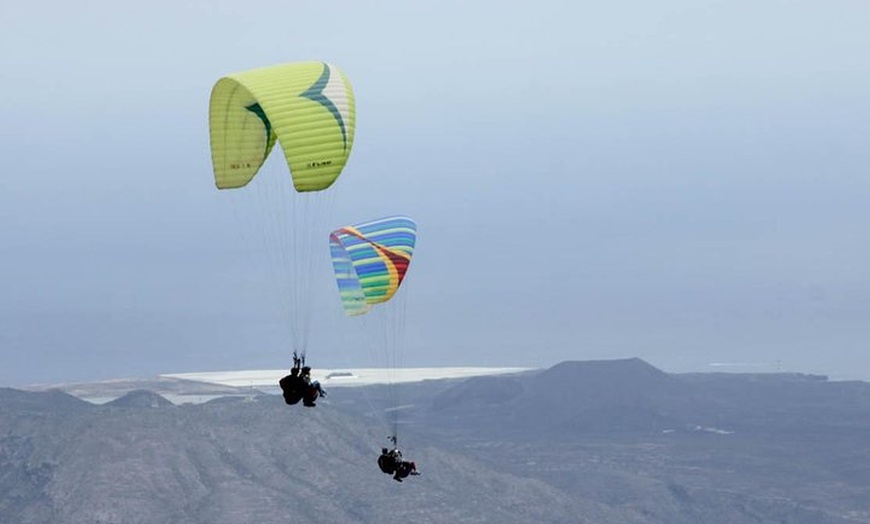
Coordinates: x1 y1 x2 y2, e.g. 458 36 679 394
209 61 356 192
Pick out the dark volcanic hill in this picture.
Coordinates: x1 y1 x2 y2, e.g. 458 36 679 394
429 358 696 436
415 359 870 523
104 389 176 409
427 358 870 438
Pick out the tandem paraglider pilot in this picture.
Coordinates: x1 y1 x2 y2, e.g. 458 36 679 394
279 353 326 407
378 447 420 482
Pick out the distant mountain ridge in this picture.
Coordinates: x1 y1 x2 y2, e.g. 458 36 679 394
0 387 93 412
22 366 534 405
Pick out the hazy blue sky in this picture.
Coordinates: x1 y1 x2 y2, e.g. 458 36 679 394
2 0 868 386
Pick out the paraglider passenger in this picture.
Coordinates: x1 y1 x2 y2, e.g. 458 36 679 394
393 459 419 482
300 366 327 407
